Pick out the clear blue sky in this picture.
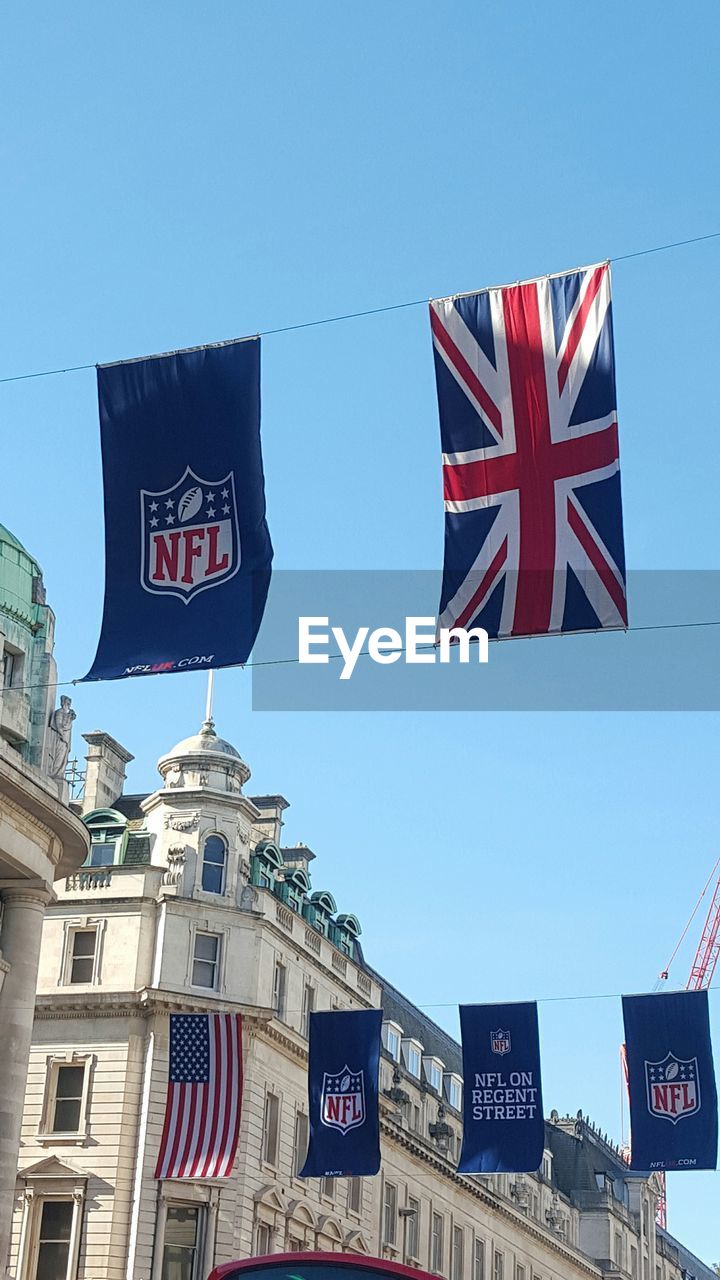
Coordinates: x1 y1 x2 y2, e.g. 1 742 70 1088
2 0 719 1261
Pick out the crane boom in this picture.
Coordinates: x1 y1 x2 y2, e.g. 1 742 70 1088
686 872 720 990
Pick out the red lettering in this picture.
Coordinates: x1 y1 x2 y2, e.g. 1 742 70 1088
181 528 206 584
652 1084 669 1113
669 1083 683 1113
681 1083 694 1110
206 524 229 575
326 1097 340 1122
152 531 181 582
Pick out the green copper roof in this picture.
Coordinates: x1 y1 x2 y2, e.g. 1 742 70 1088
0 522 46 629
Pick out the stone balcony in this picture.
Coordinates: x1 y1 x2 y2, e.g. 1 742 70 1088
59 863 165 899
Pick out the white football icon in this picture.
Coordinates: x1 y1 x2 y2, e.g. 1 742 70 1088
178 486 203 523
340 1074 351 1092
664 1062 679 1081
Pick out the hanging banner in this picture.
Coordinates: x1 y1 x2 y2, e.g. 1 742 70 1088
458 1001 544 1173
430 263 627 640
300 1008 382 1178
155 1012 244 1179
623 990 718 1172
82 337 272 680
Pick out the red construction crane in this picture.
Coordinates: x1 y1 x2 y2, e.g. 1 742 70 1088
653 857 720 1229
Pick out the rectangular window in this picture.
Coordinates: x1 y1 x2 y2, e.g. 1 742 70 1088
452 1226 464 1280
348 1178 363 1215
408 1046 422 1076
288 1238 303 1254
515 1265 525 1280
410 1103 421 1134
383 1181 398 1245
263 1092 280 1166
67 928 97 985
301 982 314 1037
162 1205 204 1280
89 838 117 867
321 1176 336 1199
631 1248 638 1280
406 1198 420 1261
431 1213 444 1273
255 1223 271 1257
192 933 221 989
293 1110 309 1175
614 1234 623 1268
273 961 287 1020
474 1239 485 1280
52 1064 85 1133
35 1201 73 1280
448 1077 462 1110
493 1251 504 1280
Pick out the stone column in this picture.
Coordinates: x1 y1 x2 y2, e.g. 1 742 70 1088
0 884 53 1278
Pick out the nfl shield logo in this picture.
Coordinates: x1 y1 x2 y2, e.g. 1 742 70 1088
140 467 240 604
645 1052 701 1124
491 1028 511 1055
321 1067 366 1134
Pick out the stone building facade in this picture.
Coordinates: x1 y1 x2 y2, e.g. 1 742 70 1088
7 719 715 1280
0 524 89 1275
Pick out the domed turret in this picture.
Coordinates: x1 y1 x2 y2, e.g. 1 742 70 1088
157 717 250 793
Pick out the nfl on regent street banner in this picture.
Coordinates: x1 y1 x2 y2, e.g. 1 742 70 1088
300 1008 382 1178
82 337 272 681
431 263 628 641
622 990 718 1172
458 1002 545 1174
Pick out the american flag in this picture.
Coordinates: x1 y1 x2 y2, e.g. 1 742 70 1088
430 263 627 639
155 1013 243 1179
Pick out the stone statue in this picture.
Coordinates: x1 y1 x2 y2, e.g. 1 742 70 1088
47 695 76 780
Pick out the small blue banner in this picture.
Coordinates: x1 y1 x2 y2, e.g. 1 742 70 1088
83 337 272 681
623 990 718 1172
458 1002 544 1174
300 1009 382 1178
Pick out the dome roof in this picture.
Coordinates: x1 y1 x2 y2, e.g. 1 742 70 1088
164 718 241 760
0 522 40 568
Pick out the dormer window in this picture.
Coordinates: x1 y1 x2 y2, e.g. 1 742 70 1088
423 1055 445 1092
201 834 226 894
83 809 127 867
402 1037 424 1079
445 1072 463 1111
251 841 284 890
382 1020 403 1062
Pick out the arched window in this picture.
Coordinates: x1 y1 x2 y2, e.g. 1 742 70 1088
201 834 226 894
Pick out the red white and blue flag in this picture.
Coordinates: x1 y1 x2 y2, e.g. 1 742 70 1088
430 263 627 639
155 1013 243 1179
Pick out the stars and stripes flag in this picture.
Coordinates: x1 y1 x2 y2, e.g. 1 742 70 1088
430 263 628 639
155 1013 243 1179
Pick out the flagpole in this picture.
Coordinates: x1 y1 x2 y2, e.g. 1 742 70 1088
205 669 215 726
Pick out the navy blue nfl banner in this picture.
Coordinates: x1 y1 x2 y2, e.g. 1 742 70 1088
300 1008 382 1178
622 990 718 1172
458 1002 544 1173
83 337 272 680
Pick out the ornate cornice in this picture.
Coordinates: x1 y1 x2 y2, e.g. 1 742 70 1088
33 987 275 1023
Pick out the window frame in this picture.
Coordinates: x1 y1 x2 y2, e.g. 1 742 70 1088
38 1056 94 1142
191 930 223 991
16 1187 86 1280
473 1237 485 1280
452 1225 464 1280
293 1108 309 1177
301 980 315 1037
161 1202 208 1280
348 1177 363 1217
61 921 104 987
262 1090 281 1167
383 1180 398 1245
431 1211 444 1274
200 833 227 896
406 1197 420 1262
493 1249 504 1280
273 959 287 1021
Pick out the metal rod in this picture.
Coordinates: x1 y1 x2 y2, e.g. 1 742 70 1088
205 670 215 724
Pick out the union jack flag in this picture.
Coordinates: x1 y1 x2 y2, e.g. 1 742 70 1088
430 263 627 639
